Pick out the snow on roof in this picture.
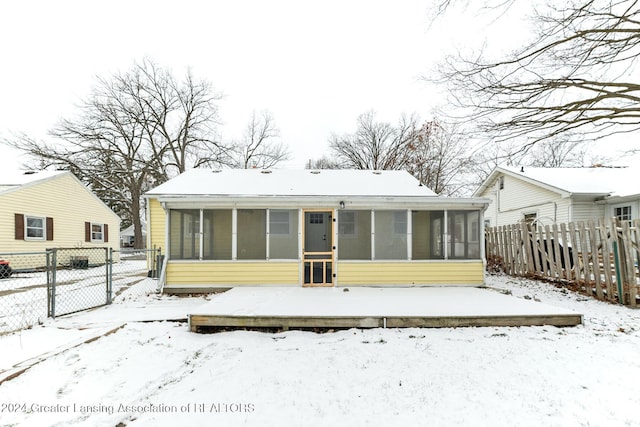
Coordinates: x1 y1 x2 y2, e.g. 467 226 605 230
499 165 640 198
0 170 68 193
120 221 147 236
146 169 437 198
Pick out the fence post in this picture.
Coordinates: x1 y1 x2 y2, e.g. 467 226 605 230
522 222 536 275
584 220 600 298
620 220 636 306
107 247 113 305
567 222 581 283
50 248 57 319
612 239 624 305
46 249 52 317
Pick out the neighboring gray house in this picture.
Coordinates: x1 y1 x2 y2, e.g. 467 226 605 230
474 165 640 227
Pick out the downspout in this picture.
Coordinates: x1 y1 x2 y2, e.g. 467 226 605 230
157 257 168 294
480 207 487 282
496 185 500 226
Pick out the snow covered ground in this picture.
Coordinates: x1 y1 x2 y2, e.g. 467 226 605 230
0 274 639 427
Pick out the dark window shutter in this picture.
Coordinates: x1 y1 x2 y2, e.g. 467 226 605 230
46 217 54 241
104 224 109 242
15 214 24 240
85 222 91 242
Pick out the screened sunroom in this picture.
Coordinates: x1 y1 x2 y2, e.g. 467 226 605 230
145 169 489 292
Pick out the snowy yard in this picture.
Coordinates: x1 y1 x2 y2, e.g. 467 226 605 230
1 275 639 427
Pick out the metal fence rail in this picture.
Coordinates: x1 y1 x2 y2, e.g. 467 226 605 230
0 247 162 335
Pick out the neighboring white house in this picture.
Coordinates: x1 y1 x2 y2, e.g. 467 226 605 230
473 165 640 227
120 220 147 247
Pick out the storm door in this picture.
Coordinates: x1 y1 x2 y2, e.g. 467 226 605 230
302 210 334 286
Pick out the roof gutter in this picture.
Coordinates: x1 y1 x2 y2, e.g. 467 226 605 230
146 194 490 210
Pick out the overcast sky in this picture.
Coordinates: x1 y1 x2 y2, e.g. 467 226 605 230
1 0 471 171
3 1 633 176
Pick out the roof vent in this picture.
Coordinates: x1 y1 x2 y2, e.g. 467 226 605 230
261 170 272 174
310 170 321 175
372 171 382 175
211 169 222 173
23 171 36 175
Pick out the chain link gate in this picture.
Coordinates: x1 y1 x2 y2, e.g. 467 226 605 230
48 247 111 317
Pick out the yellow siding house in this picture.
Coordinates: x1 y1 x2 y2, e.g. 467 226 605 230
145 169 489 293
0 171 120 266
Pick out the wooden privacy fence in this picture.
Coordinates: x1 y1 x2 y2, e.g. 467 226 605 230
485 219 640 307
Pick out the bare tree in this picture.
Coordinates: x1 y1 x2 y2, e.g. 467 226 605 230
525 138 589 167
405 121 474 195
326 112 473 194
233 110 291 169
431 0 640 147
4 59 228 248
306 155 344 170
329 111 419 170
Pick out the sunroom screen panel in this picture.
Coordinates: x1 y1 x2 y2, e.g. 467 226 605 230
338 210 371 260
269 209 298 259
238 209 267 260
374 210 407 260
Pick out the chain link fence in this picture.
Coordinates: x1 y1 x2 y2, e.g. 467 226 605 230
111 248 163 300
0 251 51 335
0 247 162 335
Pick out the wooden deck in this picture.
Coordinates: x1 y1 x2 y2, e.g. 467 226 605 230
188 287 582 332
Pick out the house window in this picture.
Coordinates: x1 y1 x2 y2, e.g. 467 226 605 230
17 214 53 241
91 223 104 242
84 222 108 243
338 211 356 236
309 213 324 224
270 210 291 235
523 213 537 225
25 216 45 240
614 206 632 222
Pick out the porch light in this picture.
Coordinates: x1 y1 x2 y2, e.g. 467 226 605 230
339 201 345 209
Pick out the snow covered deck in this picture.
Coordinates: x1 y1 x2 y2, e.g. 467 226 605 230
188 287 582 331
